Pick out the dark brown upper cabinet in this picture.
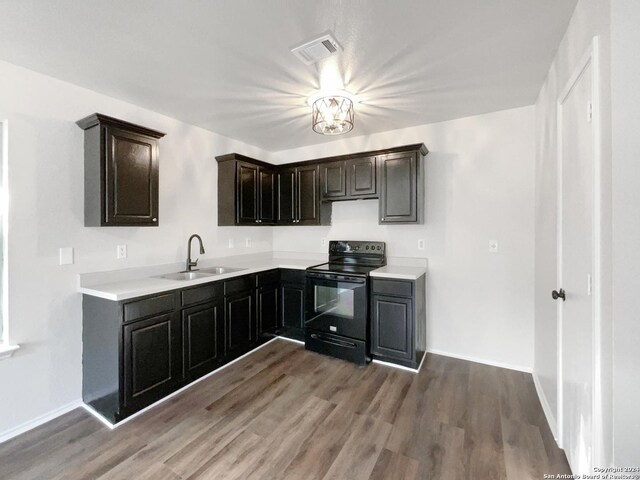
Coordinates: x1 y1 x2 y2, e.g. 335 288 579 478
277 164 329 225
77 113 165 227
379 150 425 224
321 161 347 199
217 144 426 227
321 156 377 201
216 154 275 226
349 156 377 197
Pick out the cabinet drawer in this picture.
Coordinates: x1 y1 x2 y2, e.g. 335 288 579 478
181 282 222 307
280 268 306 285
224 275 254 296
256 269 280 287
371 278 413 297
123 293 176 323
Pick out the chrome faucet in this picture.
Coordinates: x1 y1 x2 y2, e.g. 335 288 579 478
185 234 205 272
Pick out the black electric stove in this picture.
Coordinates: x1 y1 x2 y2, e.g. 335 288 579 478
304 241 386 365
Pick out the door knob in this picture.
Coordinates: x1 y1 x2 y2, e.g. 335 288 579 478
552 289 566 301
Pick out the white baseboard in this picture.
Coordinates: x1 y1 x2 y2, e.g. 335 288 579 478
532 371 559 443
275 335 304 345
0 399 83 445
3 338 282 440
83 337 280 429
427 348 533 373
372 350 427 373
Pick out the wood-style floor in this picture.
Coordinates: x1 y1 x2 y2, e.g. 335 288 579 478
0 339 570 479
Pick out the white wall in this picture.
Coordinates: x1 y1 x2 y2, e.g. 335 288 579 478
0 62 538 438
272 106 536 371
611 0 640 465
533 0 612 463
0 60 274 435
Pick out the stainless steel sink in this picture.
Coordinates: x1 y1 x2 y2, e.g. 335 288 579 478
198 266 246 275
154 271 216 281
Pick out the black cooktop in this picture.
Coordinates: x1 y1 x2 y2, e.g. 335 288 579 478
307 240 386 277
307 262 380 276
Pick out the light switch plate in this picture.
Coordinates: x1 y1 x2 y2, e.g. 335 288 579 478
228 238 234 249
245 238 251 248
489 240 499 253
117 244 127 259
59 247 74 265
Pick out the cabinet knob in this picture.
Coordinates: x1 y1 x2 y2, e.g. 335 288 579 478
381 217 384 221
152 218 157 222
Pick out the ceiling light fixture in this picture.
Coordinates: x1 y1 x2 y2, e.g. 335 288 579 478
308 90 356 136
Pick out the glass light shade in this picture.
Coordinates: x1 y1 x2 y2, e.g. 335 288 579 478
311 95 354 135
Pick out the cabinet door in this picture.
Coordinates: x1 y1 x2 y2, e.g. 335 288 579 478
348 156 377 197
123 312 181 410
105 127 159 226
225 291 256 358
321 161 347 199
182 301 224 381
258 284 279 336
277 168 296 224
379 152 417 223
296 164 320 225
258 167 275 224
281 284 305 329
237 162 259 224
371 294 413 360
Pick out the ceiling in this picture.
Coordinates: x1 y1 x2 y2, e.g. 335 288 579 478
0 0 577 151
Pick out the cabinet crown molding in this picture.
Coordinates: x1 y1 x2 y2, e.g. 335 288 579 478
76 113 166 139
215 143 428 169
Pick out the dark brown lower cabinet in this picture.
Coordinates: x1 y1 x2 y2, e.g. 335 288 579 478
182 301 224 381
225 290 256 359
371 295 413 361
83 269 301 424
279 269 306 341
123 312 182 414
258 284 279 337
370 275 426 369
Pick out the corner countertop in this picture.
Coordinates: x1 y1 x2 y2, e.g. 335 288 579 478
369 265 427 280
79 255 324 301
78 253 427 301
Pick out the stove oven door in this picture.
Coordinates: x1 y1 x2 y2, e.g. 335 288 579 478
304 272 368 340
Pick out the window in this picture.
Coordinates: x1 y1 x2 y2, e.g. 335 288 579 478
0 121 17 358
0 122 4 342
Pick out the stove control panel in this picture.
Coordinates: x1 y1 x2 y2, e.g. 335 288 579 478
329 240 385 256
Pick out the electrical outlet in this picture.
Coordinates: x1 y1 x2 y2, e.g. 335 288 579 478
117 244 127 259
489 240 499 253
245 238 251 248
228 238 234 249
59 247 74 265
417 239 425 250
321 238 327 247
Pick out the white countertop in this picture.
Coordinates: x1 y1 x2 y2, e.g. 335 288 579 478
79 253 427 301
370 265 427 280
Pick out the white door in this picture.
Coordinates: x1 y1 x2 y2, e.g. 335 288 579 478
558 56 595 473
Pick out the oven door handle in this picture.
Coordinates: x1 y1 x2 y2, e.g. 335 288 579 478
306 272 366 283
310 333 358 349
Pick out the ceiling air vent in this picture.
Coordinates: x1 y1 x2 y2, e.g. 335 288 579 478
291 32 342 66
